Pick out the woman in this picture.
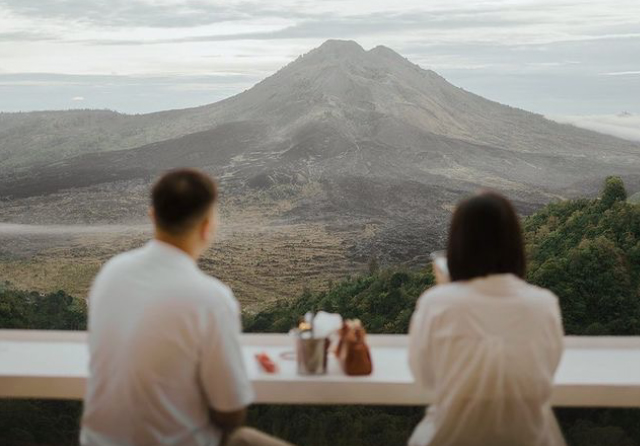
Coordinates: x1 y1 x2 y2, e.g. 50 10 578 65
408 192 566 446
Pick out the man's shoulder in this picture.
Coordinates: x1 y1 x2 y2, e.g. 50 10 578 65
195 272 233 298
97 246 146 278
191 271 239 313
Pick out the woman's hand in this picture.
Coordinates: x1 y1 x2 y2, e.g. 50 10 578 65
433 260 450 285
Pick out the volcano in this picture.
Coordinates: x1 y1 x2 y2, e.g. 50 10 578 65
1 39 639 262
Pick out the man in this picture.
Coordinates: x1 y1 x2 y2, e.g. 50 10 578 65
81 169 291 446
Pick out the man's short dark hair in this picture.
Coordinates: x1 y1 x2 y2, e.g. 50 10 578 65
151 169 218 235
447 191 526 282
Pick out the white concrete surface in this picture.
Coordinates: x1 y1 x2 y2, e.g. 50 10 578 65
1 330 639 407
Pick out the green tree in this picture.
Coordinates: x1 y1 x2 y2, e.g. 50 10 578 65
600 176 627 209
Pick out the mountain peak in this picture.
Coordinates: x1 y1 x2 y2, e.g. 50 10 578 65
369 45 397 55
368 45 408 62
316 39 365 55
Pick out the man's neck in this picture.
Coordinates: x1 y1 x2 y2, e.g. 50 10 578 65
154 232 199 260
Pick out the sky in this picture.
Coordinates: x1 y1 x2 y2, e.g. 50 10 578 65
0 0 639 139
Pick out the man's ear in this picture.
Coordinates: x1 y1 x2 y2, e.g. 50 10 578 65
200 216 212 241
202 206 218 241
149 207 155 223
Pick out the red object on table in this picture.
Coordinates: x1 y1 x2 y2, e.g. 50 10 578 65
255 352 278 373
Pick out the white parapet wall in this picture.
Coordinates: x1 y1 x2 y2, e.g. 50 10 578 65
1 330 640 407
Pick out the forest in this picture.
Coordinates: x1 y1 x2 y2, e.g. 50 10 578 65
1 177 639 445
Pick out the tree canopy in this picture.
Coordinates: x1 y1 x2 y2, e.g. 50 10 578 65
525 177 640 335
0 286 86 330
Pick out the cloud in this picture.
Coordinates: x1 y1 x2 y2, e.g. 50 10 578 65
57 8 533 47
548 114 640 142
71 96 85 101
5 0 636 45
0 0 254 28
0 31 57 42
155 11 529 44
603 71 640 76
399 35 640 87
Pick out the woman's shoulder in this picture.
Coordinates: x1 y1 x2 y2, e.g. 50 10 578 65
514 278 560 305
416 276 560 311
415 282 469 310
493 275 562 319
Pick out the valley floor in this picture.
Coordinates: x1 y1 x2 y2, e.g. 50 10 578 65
0 221 367 310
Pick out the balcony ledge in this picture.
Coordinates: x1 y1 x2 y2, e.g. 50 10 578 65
1 330 640 407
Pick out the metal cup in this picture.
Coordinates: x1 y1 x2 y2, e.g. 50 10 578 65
293 331 329 375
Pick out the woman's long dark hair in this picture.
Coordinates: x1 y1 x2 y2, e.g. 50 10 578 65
447 191 526 282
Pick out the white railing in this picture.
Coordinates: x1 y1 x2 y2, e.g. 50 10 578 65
1 330 640 407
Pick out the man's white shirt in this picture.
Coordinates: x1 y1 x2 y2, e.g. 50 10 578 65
81 240 254 446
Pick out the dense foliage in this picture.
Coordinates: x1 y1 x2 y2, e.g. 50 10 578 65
526 176 640 335
245 269 434 335
1 177 639 445
0 286 86 330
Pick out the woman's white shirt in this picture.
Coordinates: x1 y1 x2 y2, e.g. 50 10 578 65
408 274 566 446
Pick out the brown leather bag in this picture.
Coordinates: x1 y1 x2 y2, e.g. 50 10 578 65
336 319 373 376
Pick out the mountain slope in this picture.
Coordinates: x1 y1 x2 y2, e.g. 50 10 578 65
202 40 639 160
1 40 640 266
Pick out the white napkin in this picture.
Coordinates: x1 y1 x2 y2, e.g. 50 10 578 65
313 311 343 338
